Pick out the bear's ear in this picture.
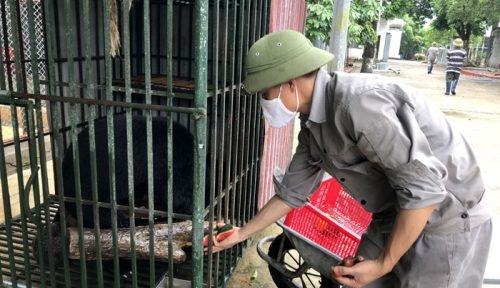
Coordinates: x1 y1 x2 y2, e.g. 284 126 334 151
63 210 78 227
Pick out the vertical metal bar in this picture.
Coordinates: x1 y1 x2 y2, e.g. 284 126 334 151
22 0 49 286
25 2 50 253
74 0 85 116
64 1 90 286
1 104 18 287
20 102 37 288
165 2 175 288
82 0 105 286
121 1 137 287
217 0 231 281
245 0 255 223
52 1 68 138
263 0 269 36
236 0 247 228
207 0 220 285
155 4 161 74
7 0 25 92
42 0 72 285
250 80 262 220
175 5 181 77
11 103 25 288
0 100 10 286
192 0 208 287
93 2 101 101
142 1 156 287
25 1 50 284
232 0 243 267
0 1 6 90
101 1 120 287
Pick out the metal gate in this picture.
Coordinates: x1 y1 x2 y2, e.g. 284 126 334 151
0 0 268 287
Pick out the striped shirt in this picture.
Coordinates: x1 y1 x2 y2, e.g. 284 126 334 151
446 49 466 73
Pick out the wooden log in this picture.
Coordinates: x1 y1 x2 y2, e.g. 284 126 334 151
67 220 209 263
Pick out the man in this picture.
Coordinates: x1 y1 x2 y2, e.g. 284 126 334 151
426 42 439 74
210 30 491 288
445 38 466 95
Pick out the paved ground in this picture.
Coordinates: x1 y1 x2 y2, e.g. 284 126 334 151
227 59 500 287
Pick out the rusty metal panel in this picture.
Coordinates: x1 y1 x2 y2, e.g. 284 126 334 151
258 0 306 209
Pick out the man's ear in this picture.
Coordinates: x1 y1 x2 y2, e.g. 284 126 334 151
286 79 297 91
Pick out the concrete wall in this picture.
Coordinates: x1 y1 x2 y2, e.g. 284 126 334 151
376 18 405 60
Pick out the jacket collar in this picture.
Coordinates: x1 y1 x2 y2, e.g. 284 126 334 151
307 68 332 125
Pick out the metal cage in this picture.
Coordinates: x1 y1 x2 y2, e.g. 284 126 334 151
0 0 269 287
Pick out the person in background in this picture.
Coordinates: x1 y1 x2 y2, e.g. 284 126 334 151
209 30 491 288
445 38 466 95
426 42 439 74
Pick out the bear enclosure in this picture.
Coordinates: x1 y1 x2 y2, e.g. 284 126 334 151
0 0 269 287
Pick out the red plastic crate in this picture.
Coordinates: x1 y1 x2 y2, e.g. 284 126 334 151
283 178 372 259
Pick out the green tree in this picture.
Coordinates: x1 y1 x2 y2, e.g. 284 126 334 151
349 0 380 72
422 27 455 48
431 0 500 51
382 0 432 61
304 0 435 71
400 15 425 59
305 0 380 72
383 0 433 25
305 0 334 44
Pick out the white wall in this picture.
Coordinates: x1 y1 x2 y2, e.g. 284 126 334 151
376 18 405 60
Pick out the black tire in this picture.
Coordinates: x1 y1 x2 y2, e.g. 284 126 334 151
267 233 338 288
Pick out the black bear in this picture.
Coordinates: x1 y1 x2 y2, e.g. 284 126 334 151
33 113 203 269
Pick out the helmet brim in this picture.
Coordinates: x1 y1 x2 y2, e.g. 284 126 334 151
244 47 334 93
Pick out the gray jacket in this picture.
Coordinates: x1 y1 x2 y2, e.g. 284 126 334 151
276 69 490 234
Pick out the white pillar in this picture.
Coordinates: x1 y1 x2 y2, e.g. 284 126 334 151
328 0 351 72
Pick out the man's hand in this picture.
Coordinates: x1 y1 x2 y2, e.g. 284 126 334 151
204 223 243 253
331 204 437 287
204 195 293 254
331 257 388 288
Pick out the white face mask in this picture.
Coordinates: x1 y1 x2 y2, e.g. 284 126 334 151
260 84 299 128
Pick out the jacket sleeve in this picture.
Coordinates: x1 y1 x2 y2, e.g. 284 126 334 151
274 118 325 208
347 87 448 210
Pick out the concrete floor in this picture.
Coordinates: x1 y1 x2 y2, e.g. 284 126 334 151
226 59 500 287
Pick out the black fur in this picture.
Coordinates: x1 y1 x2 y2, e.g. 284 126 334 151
33 114 200 269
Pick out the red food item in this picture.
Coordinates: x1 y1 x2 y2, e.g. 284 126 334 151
203 234 214 247
203 224 235 247
216 229 235 241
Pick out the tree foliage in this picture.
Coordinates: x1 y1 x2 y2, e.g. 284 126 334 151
400 15 425 59
304 0 499 68
305 0 380 46
348 0 380 45
383 0 433 25
305 0 333 44
431 0 500 50
304 0 432 52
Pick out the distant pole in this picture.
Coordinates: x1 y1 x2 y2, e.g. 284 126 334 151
328 0 351 72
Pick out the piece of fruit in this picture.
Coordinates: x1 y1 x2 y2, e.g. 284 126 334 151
216 223 233 234
203 224 235 247
203 233 214 247
215 224 235 241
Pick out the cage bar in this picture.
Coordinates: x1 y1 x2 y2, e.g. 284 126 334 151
0 0 268 287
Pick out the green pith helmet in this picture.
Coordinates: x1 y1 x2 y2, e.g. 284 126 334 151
244 30 334 93
453 38 463 48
